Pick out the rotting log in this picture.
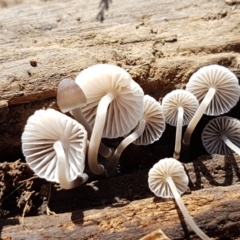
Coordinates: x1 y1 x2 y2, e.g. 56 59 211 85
1 0 240 239
1 154 240 239
1 154 240 214
0 0 240 158
1 185 240 240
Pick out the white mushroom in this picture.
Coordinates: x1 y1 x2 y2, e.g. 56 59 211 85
148 158 210 240
183 65 240 147
57 78 90 133
75 64 144 174
21 109 88 189
106 95 166 174
162 90 199 159
57 78 112 159
202 116 240 155
133 95 166 146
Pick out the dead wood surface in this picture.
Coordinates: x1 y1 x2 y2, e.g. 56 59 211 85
1 154 240 239
1 1 240 239
1 184 240 240
0 0 240 158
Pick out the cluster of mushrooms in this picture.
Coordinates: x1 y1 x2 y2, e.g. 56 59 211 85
21 64 240 239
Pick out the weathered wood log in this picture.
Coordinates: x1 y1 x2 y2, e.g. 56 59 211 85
1 1 240 239
1 154 240 239
0 0 240 158
1 184 240 240
1 154 240 214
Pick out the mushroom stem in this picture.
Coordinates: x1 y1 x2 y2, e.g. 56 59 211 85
222 135 240 155
183 87 216 146
166 176 210 240
54 141 87 189
174 107 184 160
88 93 115 174
78 173 89 185
106 119 146 174
72 108 112 158
71 108 92 135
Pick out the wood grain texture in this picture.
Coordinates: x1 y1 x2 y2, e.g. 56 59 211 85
1 184 240 239
1 154 240 239
1 0 239 105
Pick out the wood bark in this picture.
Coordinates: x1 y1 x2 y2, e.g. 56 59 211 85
1 184 240 240
1 154 240 239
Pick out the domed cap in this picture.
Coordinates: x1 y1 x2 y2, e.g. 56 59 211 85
148 158 189 198
57 78 87 113
186 65 240 116
75 64 144 138
162 89 199 126
133 95 166 146
202 116 240 155
21 109 88 184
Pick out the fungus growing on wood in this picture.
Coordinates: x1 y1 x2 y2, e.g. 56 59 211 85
106 95 165 174
148 158 210 240
75 64 144 174
202 116 240 155
21 109 88 189
162 90 199 159
183 65 240 147
57 78 112 159
133 95 166 146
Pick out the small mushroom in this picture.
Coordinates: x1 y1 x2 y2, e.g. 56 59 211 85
21 109 88 189
162 90 199 159
148 158 210 240
106 95 165 174
75 64 144 174
57 78 112 159
133 95 166 146
202 116 240 155
183 65 240 147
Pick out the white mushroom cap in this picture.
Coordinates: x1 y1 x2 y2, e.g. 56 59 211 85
21 109 88 184
186 65 240 116
133 95 166 146
148 158 189 198
202 116 240 155
57 78 87 113
57 78 113 159
105 95 165 174
75 64 144 138
162 89 199 126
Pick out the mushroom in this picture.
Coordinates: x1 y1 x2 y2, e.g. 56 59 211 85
21 108 88 189
162 90 199 159
183 64 240 147
202 116 240 155
148 158 210 240
57 78 112 159
133 95 166 146
75 64 144 174
106 95 166 174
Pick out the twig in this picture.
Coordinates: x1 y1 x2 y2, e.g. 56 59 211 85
0 183 25 203
18 175 38 184
21 190 35 230
46 184 56 216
